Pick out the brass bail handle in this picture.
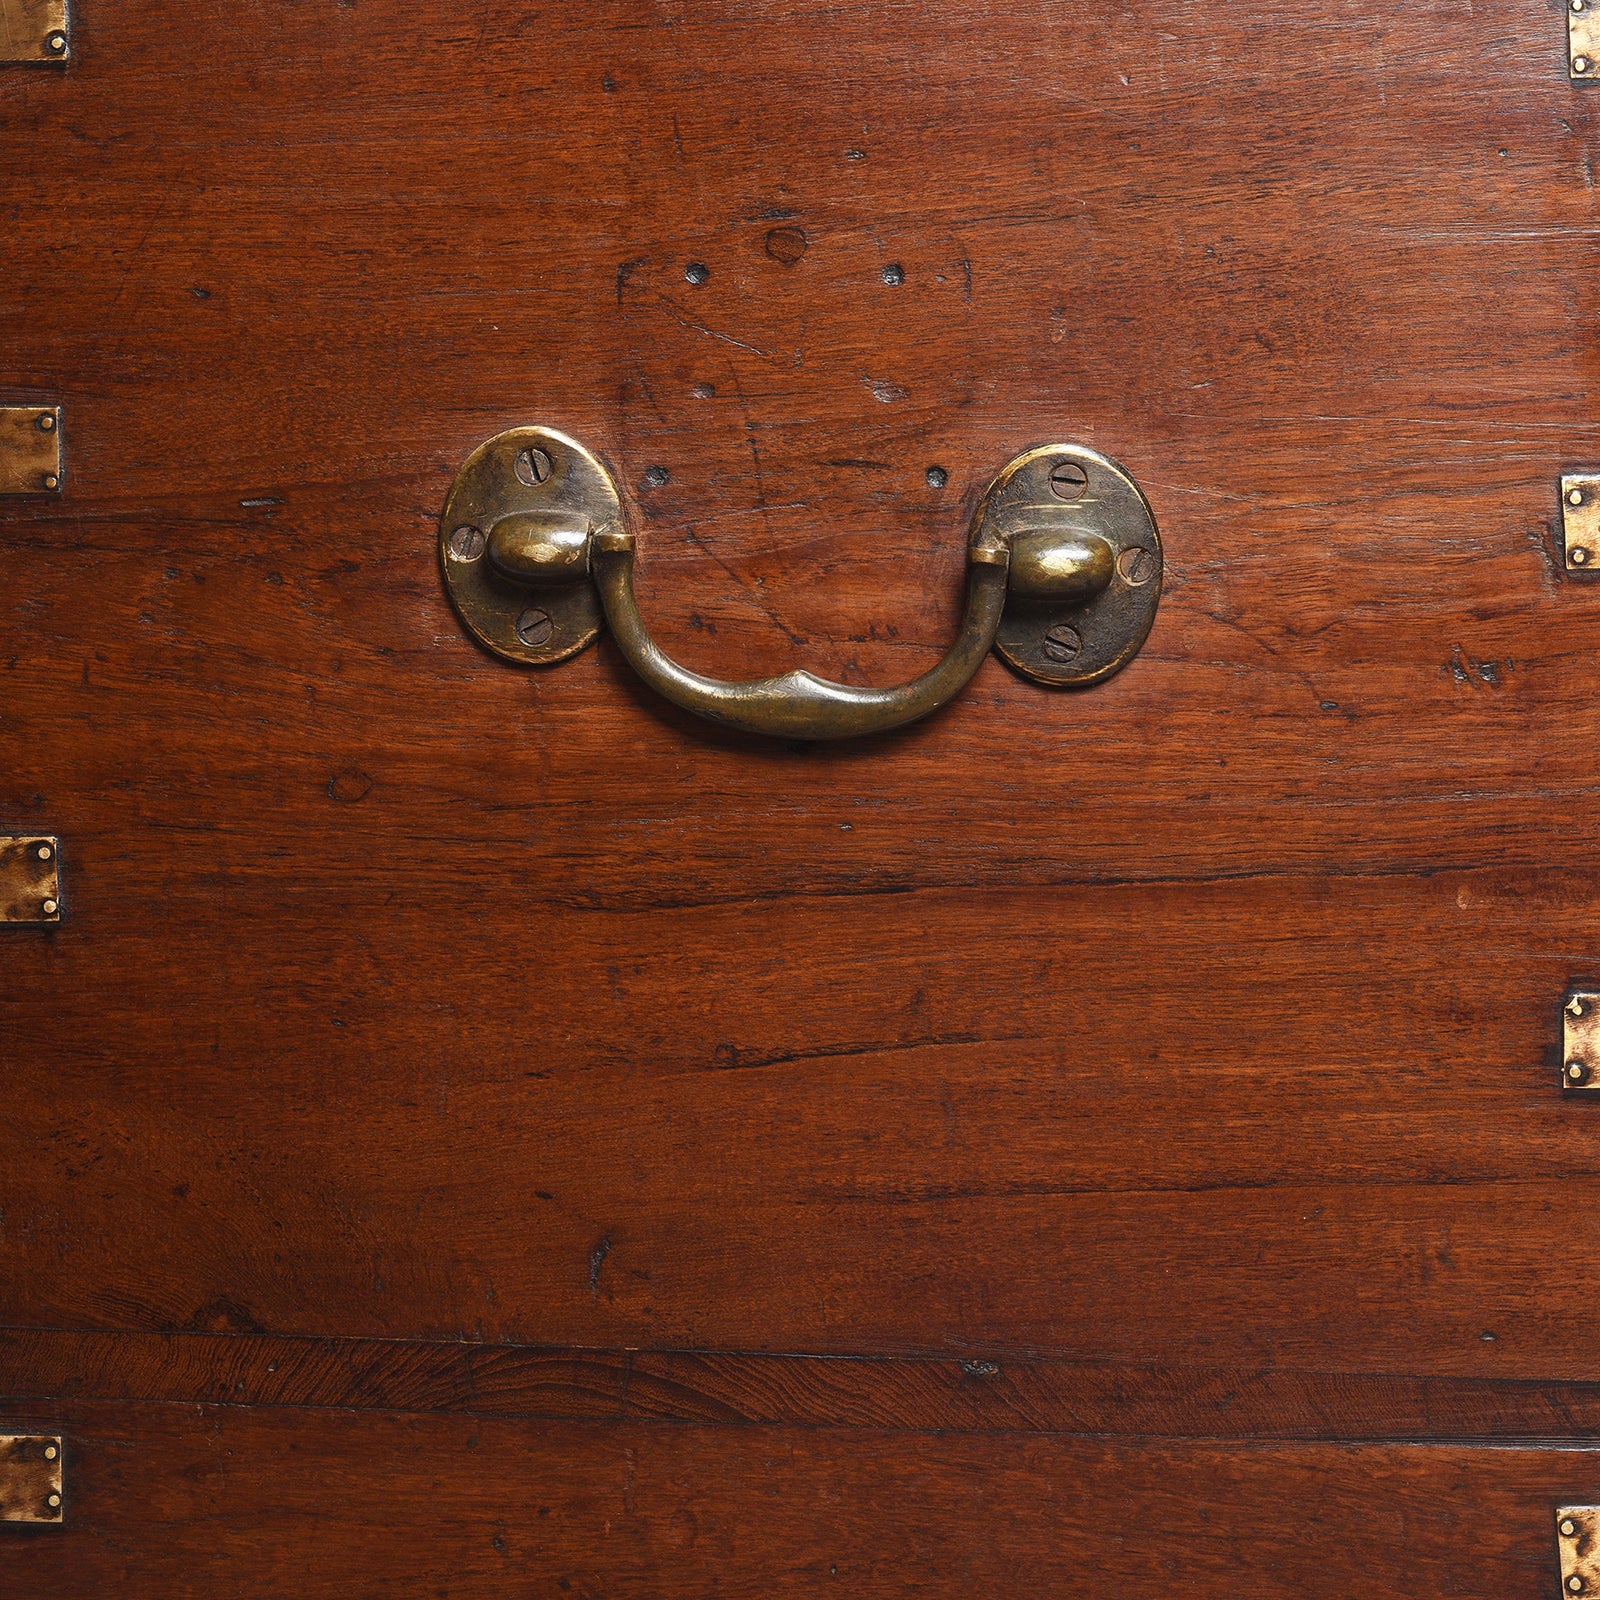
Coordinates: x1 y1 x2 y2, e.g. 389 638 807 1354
440 428 1163 740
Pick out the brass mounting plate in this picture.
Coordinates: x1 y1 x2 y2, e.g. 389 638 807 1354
0 406 62 494
440 426 618 665
1 835 61 923
1562 475 1600 573
0 0 68 63
981 443 1163 687
1558 1508 1600 1593
1573 1 1600 80
0 1436 63 1523
1563 990 1600 1091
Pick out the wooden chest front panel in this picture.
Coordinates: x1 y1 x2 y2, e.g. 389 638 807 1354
2 0 1599 1591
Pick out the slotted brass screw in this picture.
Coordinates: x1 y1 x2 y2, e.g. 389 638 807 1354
514 447 553 486
448 525 485 562
516 608 553 647
1042 624 1082 663
1049 461 1089 500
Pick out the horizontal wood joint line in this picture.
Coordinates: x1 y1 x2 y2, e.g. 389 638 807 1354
9 1327 1600 1444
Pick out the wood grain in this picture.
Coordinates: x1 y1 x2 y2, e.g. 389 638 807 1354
4 0 1600 1582
1 1396 1595 1600
7 869 1600 1371
18 1327 1600 1443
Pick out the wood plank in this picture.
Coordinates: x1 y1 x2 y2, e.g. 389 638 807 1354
0 1397 1589 1599
3 868 1600 1368
18 1328 1600 1443
3 0 1598 1413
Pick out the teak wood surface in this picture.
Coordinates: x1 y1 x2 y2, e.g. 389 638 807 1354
4 0 1600 1593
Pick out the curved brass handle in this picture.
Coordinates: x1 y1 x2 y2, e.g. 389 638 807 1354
590 529 1010 739
441 429 1163 741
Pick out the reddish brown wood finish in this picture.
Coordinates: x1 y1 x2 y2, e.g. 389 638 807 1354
4 0 1600 1590
2 1396 1597 1600
19 1327 1600 1443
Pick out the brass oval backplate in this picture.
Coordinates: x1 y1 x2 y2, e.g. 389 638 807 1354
440 429 1163 737
980 443 1163 687
439 426 620 665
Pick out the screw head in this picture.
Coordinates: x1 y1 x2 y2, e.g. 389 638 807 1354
1574 547 1592 566
46 1493 61 1509
37 844 51 860
642 464 670 488
881 262 905 286
1117 546 1159 586
447 525 486 562
1572 488 1586 506
44 29 66 52
1576 0 1587 13
1042 624 1083 663
925 465 948 489
42 474 59 490
41 898 58 916
1570 1577 1586 1594
515 608 553 647
44 1444 57 1460
1568 1060 1590 1084
1048 461 1089 500
1570 996 1589 1018
1576 54 1592 73
1563 1518 1581 1538
513 447 553 487
685 262 710 285
36 412 55 432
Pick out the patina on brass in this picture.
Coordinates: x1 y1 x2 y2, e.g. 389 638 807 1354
0 0 67 62
1572 0 1600 79
982 443 1162 686
439 427 615 665
0 835 61 923
1558 1508 1600 1594
0 1436 63 1523
0 405 62 494
1561 475 1600 573
1563 989 1600 1091
594 527 1012 739
441 432 1162 739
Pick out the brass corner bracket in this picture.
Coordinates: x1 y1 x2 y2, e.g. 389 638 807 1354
440 429 1163 740
1562 475 1600 572
0 406 62 495
1 835 61 923
1559 1508 1600 1594
0 0 69 63
1564 990 1600 1090
1573 0 1599 80
0 1435 63 1523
